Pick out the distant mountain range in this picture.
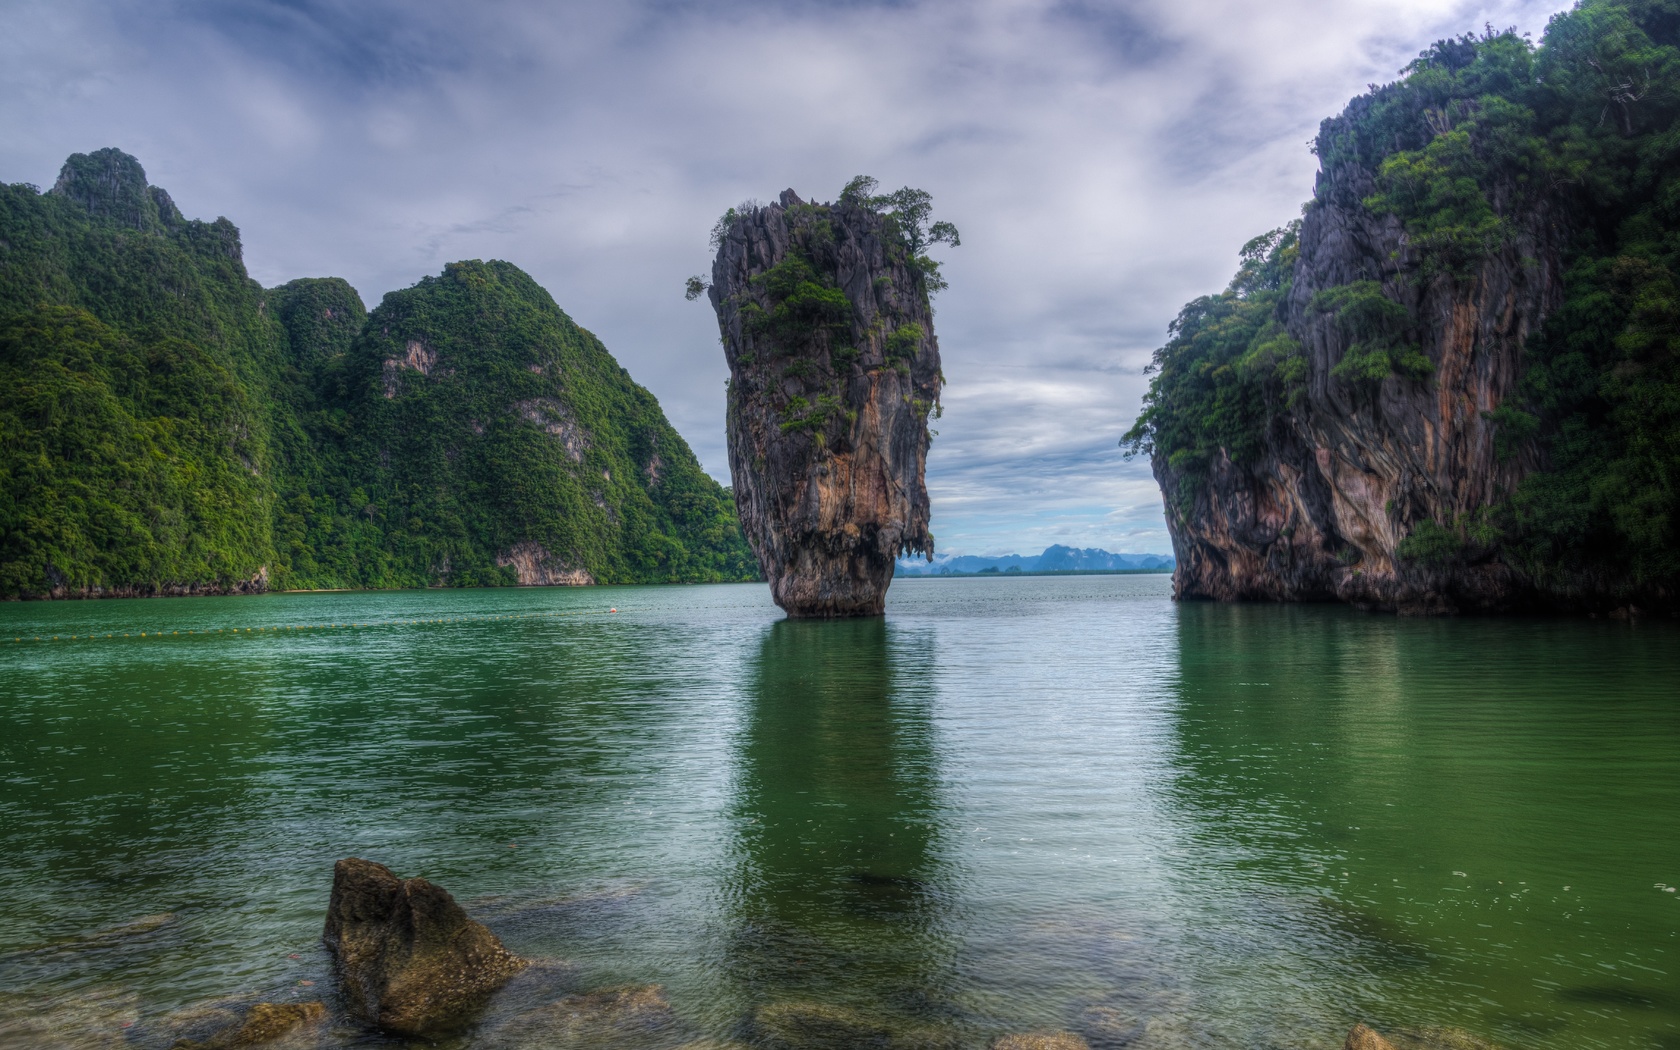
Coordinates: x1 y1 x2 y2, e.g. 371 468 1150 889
895 545 1174 577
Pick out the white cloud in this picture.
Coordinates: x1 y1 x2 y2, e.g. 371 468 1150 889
0 0 1575 554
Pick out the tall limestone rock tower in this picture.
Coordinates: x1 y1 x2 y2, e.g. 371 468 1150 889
705 182 954 617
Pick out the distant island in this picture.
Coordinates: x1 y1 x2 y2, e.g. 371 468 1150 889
895 545 1174 577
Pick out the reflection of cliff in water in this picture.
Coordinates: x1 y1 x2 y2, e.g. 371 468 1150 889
1161 602 1680 1050
1161 603 1422 1004
724 617 953 1012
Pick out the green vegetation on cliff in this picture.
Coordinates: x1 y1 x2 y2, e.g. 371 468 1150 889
1126 0 1680 595
698 178 957 449
340 260 754 586
0 148 754 597
1121 225 1304 512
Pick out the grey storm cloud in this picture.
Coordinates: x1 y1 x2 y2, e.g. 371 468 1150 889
2 0 1573 555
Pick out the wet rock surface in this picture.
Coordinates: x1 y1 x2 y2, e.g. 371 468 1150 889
708 190 941 617
1344 1023 1507 1050
990 1032 1092 1050
322 857 527 1037
1346 1024 1399 1050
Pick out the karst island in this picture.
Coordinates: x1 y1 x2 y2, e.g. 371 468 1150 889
694 178 958 617
2 3 1678 1050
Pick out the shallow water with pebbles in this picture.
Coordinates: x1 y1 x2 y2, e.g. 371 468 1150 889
1 576 1677 1049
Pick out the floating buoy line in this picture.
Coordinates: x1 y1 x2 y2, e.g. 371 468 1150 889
5 607 621 646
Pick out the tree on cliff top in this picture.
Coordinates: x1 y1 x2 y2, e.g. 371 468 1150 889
689 179 960 300
840 176 961 255
841 176 961 292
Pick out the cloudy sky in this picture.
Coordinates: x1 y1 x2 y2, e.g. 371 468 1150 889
3 0 1574 556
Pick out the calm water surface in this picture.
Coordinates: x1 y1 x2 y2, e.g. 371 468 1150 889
1 576 1677 1048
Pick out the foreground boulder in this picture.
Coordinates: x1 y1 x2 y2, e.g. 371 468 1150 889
322 858 526 1036
707 184 950 617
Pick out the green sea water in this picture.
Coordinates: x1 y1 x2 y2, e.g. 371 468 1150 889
0 575 1676 1049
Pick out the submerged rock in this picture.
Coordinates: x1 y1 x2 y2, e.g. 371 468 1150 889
154 1002 246 1048
170 1002 326 1049
88 912 177 940
1074 1003 1195 1050
991 1032 1091 1050
1344 1023 1506 1050
478 984 682 1050
747 1000 959 1050
321 857 526 1036
0 987 138 1050
1405 1029 1506 1050
707 187 946 617
1345 1025 1398 1050
3 912 179 961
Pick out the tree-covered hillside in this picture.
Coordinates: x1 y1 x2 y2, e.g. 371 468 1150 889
0 148 755 598
1125 0 1680 608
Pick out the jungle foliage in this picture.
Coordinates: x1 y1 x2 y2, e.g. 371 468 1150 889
1120 225 1305 512
712 178 956 447
0 149 755 597
1126 0 1680 591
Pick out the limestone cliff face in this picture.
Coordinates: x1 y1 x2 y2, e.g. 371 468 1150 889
710 190 940 617
1159 152 1567 613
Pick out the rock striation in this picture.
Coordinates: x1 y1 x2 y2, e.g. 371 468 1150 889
708 190 942 617
322 858 526 1037
1135 15 1680 615
1154 148 1564 614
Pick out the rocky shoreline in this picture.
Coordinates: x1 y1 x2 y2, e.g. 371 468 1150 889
0 861 1514 1050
